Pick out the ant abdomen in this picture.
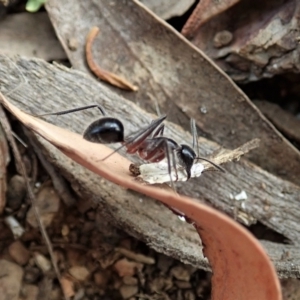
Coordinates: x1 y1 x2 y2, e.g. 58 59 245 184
83 117 124 144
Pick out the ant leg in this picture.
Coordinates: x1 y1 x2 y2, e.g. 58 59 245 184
164 141 176 190
140 137 178 188
124 115 166 154
35 104 107 117
152 124 164 137
101 115 166 161
190 118 199 157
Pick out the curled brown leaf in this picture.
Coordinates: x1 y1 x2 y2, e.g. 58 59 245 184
86 26 138 91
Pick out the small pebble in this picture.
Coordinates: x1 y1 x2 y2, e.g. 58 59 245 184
69 266 90 281
175 280 192 289
119 284 138 299
170 266 191 282
123 276 138 285
0 259 24 300
20 284 39 300
8 240 30 265
26 186 60 228
6 175 26 210
34 252 52 273
94 271 108 288
23 266 41 283
114 258 143 277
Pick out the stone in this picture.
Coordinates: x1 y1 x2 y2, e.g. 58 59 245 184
26 185 60 228
69 266 90 281
119 285 138 299
0 259 24 300
8 240 30 265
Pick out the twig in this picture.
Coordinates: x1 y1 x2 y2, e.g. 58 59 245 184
115 247 155 264
201 138 260 170
0 97 68 300
86 26 138 91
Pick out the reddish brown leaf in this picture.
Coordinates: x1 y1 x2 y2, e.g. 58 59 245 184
0 93 281 300
86 27 138 91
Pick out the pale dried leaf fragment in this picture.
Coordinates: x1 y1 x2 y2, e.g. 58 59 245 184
86 27 138 91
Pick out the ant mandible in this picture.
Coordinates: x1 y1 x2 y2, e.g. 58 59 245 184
37 105 224 184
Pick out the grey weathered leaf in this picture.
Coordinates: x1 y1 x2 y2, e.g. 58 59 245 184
45 0 300 185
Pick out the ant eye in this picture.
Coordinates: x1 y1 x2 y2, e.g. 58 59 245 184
84 118 124 144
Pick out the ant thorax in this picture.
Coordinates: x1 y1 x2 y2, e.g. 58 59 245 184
138 159 204 184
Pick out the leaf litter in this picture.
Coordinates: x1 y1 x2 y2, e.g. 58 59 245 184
2 0 300 298
0 88 281 300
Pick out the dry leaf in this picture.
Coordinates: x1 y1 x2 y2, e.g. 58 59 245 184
182 0 240 38
141 0 196 20
0 93 281 299
0 12 65 60
1 56 299 275
185 1 300 82
86 27 138 91
45 0 300 185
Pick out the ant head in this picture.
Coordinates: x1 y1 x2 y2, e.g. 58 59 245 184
83 117 124 144
177 144 196 180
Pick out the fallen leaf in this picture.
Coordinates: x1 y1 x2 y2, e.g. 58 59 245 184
0 56 299 277
182 0 240 38
141 0 196 20
186 1 300 82
86 27 138 91
0 12 65 60
0 92 281 299
45 0 300 185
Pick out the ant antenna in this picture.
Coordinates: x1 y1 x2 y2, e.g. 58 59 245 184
191 118 225 173
195 157 226 173
34 104 107 117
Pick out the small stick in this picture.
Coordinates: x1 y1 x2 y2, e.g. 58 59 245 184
86 26 138 91
201 138 260 170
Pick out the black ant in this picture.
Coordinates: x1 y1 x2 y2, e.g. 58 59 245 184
36 105 224 185
137 119 225 181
